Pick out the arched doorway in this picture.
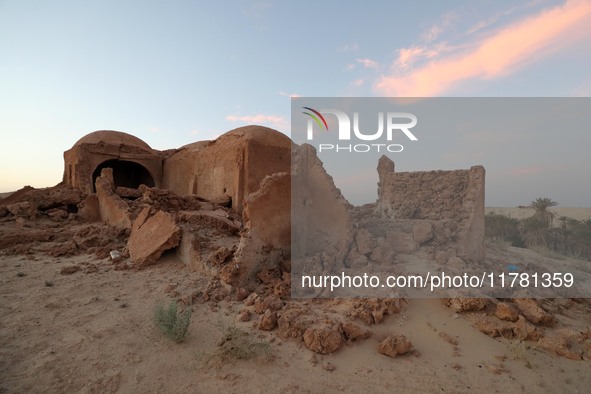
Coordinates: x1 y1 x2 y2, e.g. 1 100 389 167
92 160 155 192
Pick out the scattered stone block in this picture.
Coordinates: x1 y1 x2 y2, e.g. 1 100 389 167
378 335 412 357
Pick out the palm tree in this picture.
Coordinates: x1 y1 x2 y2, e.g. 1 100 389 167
575 219 591 258
530 197 558 228
555 216 572 253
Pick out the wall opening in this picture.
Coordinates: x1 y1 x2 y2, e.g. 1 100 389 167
92 159 155 192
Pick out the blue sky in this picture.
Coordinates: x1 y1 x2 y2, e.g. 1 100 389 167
1 0 590 206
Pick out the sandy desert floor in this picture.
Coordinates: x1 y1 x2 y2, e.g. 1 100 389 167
1 245 590 394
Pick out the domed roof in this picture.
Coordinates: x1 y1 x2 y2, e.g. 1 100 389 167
179 140 213 151
178 126 291 152
73 130 152 150
215 125 291 147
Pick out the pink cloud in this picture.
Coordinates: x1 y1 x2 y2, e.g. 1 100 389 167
466 5 519 35
356 58 379 69
396 45 444 71
421 12 457 42
375 0 591 96
467 14 501 35
422 25 442 42
396 47 425 70
278 91 301 98
225 114 287 130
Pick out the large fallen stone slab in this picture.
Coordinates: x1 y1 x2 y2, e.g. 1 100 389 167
128 207 181 267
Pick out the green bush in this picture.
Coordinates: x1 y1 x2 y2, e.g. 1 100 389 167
154 300 192 343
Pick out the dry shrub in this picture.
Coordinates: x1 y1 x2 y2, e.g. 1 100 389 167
154 300 192 343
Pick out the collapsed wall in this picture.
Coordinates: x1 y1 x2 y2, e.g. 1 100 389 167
376 156 485 260
291 143 353 264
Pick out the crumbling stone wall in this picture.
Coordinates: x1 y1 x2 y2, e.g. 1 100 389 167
376 156 485 260
291 144 353 260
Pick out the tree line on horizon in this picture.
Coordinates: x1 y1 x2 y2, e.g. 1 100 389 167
485 197 591 261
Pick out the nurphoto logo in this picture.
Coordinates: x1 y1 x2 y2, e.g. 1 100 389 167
301 106 418 153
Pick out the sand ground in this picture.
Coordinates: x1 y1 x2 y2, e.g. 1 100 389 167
1 248 590 394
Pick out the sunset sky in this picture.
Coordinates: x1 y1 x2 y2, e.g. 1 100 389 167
1 0 590 206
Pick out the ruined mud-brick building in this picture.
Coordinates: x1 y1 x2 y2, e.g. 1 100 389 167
56 127 485 290
290 146 485 299
63 126 291 214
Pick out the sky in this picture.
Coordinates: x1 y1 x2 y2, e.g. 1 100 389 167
0 0 590 206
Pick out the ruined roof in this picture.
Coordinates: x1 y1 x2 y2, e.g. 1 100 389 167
73 130 152 150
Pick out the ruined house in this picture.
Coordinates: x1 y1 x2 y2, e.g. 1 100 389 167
61 129 484 272
2 125 486 295
63 126 291 214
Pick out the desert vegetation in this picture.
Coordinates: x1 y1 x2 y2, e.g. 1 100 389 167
154 300 192 343
486 197 591 260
